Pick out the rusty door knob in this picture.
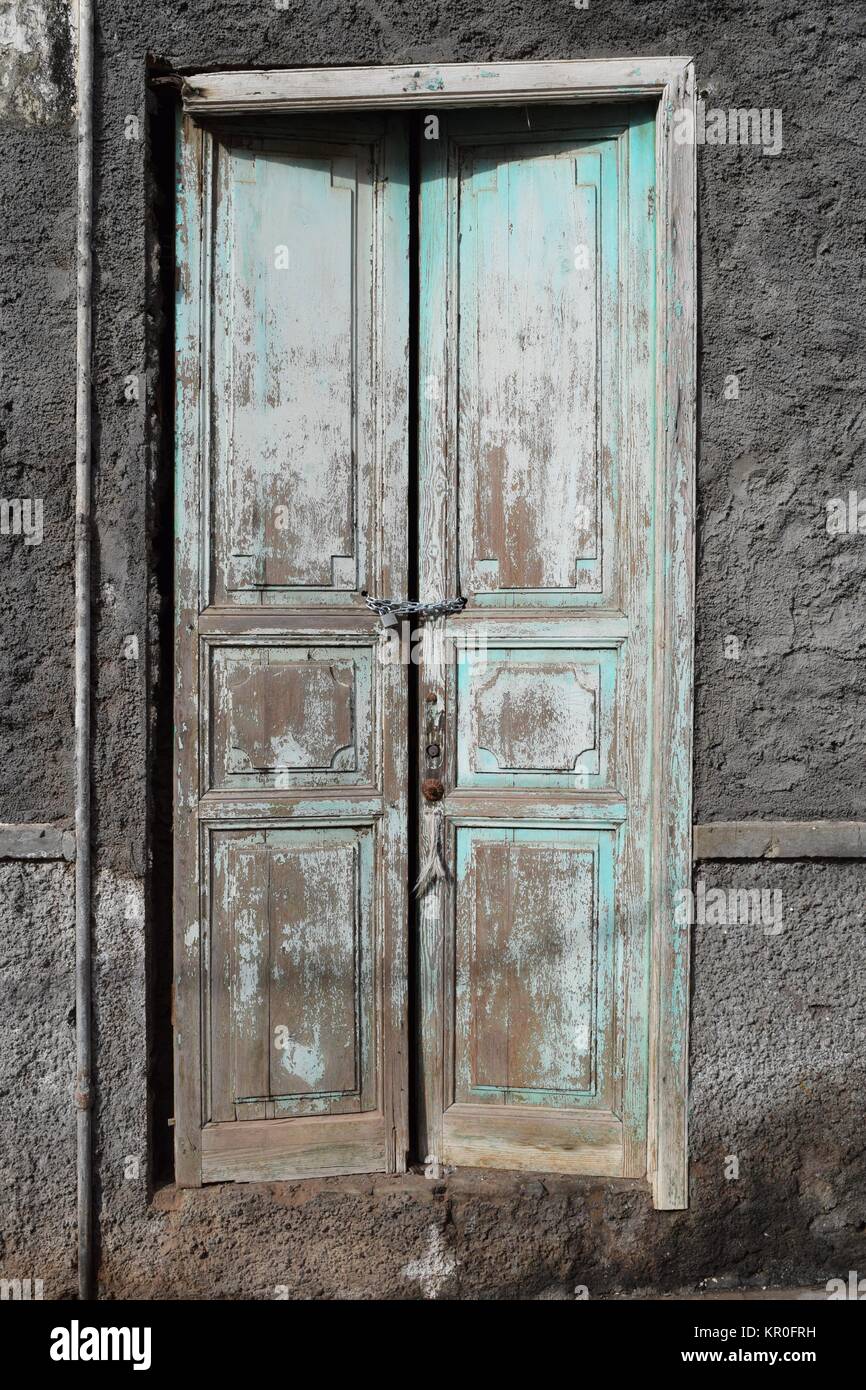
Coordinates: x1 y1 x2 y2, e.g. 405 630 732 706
421 778 445 803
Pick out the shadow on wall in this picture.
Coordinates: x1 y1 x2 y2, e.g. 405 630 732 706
85 1076 866 1300
2 859 864 1298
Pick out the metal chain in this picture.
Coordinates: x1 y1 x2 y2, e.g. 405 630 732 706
364 594 467 623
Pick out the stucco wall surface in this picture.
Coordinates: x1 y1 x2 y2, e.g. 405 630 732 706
0 1 864 1298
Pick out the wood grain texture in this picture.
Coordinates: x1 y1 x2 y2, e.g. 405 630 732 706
175 66 696 1200
442 1104 623 1176
418 106 658 1182
209 130 373 606
647 62 697 1211
182 60 695 115
207 641 373 790
174 113 410 1183
173 113 206 1186
458 140 605 597
454 829 614 1105
457 646 616 789
201 1114 386 1182
207 828 375 1122
617 105 656 1181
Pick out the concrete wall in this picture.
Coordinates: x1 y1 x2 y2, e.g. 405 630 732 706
1 1 864 1298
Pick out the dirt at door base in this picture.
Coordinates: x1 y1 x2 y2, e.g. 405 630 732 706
81 1160 860 1301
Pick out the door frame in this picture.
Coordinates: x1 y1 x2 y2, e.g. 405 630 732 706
177 59 697 1210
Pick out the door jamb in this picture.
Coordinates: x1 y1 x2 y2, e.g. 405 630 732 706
179 58 697 1210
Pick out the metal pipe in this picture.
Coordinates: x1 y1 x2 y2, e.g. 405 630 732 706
74 0 95 1302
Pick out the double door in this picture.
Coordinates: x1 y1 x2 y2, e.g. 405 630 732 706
174 103 658 1185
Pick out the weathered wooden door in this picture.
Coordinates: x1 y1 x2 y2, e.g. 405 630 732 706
174 113 410 1183
416 106 657 1178
175 101 662 1187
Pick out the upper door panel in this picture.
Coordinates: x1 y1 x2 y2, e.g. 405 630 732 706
202 118 402 608
456 133 619 605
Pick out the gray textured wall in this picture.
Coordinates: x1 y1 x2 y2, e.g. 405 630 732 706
1 1 864 1298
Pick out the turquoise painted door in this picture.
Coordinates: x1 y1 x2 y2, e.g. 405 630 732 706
416 106 657 1177
175 103 657 1185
